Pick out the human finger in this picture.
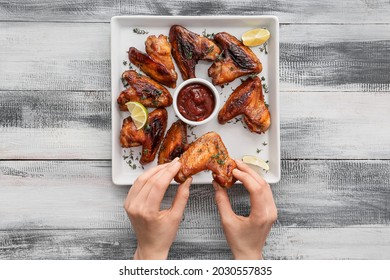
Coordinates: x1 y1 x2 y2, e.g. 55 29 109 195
143 159 182 210
234 159 267 187
170 177 192 218
127 161 171 201
232 168 267 217
213 181 236 224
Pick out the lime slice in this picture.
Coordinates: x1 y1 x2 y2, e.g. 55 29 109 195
125 101 148 130
242 28 270 47
242 155 270 171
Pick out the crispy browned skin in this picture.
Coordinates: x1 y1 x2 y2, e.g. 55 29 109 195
158 120 188 164
218 77 270 134
169 25 221 80
120 108 168 164
175 132 237 188
117 70 172 111
129 35 177 88
208 32 262 85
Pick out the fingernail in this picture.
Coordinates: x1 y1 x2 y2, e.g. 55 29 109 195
173 157 180 163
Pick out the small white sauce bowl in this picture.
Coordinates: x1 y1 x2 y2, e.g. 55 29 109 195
173 78 220 126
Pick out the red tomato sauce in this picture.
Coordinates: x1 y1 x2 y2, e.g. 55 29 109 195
177 83 215 122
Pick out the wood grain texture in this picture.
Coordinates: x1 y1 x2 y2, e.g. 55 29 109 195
0 90 111 159
0 0 389 23
0 23 389 91
1 91 389 159
281 91 390 159
1 160 389 230
1 227 390 260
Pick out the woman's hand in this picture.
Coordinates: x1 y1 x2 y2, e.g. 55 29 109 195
124 158 192 260
213 159 277 260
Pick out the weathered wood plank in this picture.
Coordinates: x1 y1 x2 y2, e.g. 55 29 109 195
1 227 390 259
0 91 111 159
0 0 389 23
1 91 389 159
281 24 390 92
281 91 390 159
0 23 389 91
1 160 389 230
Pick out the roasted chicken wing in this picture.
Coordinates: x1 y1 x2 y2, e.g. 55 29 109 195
218 77 270 134
117 70 172 111
129 34 177 88
175 132 237 188
208 32 262 85
158 120 188 164
169 25 221 80
120 108 168 164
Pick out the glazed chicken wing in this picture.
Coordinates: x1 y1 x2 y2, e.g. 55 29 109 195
208 32 262 85
175 132 237 188
218 77 270 134
158 120 188 164
120 108 168 164
129 34 177 88
117 70 172 111
169 25 221 80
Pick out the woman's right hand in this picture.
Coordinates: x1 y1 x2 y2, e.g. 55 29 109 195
213 159 277 260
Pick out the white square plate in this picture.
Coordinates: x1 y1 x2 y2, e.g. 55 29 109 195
111 16 280 185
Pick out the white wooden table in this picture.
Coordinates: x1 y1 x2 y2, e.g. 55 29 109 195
1 0 389 259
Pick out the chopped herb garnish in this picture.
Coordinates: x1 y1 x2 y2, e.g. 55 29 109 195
261 76 266 81
215 50 224 61
211 153 220 159
202 29 215 39
262 83 269 93
143 149 149 154
249 73 257 79
264 101 269 109
185 50 193 59
152 100 159 106
206 45 215 54
121 77 129 87
256 148 262 154
229 67 234 71
259 41 268 54
217 159 225 165
133 28 149 35
263 141 268 146
123 60 127 66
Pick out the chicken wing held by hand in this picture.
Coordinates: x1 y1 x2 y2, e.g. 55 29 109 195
129 34 177 88
117 70 172 111
208 32 262 85
158 120 188 164
169 25 221 80
218 76 270 134
175 132 237 188
120 108 168 164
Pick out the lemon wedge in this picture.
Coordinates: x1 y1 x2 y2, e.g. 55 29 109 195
242 28 270 47
242 155 270 171
125 101 148 130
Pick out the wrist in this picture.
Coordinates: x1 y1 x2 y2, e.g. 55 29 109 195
133 247 169 260
232 250 262 260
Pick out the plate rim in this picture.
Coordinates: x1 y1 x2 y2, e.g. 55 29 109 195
111 15 280 185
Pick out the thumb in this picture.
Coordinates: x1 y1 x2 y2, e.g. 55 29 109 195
171 177 192 217
213 181 235 222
